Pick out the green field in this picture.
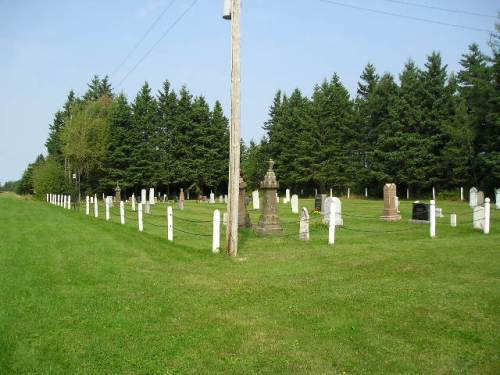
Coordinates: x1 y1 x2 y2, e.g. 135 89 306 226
1 192 499 374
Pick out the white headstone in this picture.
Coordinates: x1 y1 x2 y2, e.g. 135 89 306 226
224 195 228 204
291 194 299 214
222 212 228 226
209 191 215 204
395 196 400 213
141 189 147 204
85 196 90 215
450 213 457 227
300 207 310 241
469 187 478 208
285 188 290 204
219 195 224 203
473 206 485 230
365 187 368 198
330 188 333 197
435 207 444 218
132 194 136 211
90 196 94 204
212 209 220 253
323 197 343 225
460 187 464 201
496 189 500 210
347 188 350 199
145 202 151 214
149 188 155 205
252 190 260 210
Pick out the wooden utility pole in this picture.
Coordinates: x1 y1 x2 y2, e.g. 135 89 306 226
224 0 241 257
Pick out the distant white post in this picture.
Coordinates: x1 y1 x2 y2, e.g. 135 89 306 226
365 187 368 198
432 187 436 201
347 188 350 199
450 214 457 228
484 198 490 235
94 194 98 218
105 198 110 221
132 194 136 211
67 195 71 209
167 206 173 241
329 188 332 197
85 196 89 215
46 193 49 203
430 200 436 238
495 189 500 209
64 195 68 209
460 187 464 201
138 203 143 232
328 200 336 245
120 201 125 224
212 209 221 253
407 188 410 200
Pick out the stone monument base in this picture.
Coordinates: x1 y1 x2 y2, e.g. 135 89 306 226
410 219 429 224
255 224 283 235
380 214 402 221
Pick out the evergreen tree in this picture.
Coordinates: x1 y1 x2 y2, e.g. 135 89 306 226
129 82 159 191
17 154 45 195
99 94 134 193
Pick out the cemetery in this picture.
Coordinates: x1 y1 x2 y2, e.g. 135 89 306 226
2 0 500 373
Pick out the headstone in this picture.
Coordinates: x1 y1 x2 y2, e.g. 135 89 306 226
291 194 299 214
395 196 400 213
252 190 260 210
314 194 327 213
145 202 151 214
238 177 251 228
323 197 343 225
209 191 215 204
223 212 228 226
178 188 185 210
435 207 444 218
255 160 283 235
224 195 228 204
329 188 333 197
411 202 430 223
300 207 310 241
132 194 136 211
285 188 290 204
149 188 155 205
163 194 167 202
450 214 457 227
365 187 368 198
90 196 94 204
347 188 350 199
141 189 147 204
469 187 478 208
477 191 485 206
219 195 224 203
460 187 464 201
107 196 114 208
380 183 401 221
114 183 121 203
407 188 410 200
473 206 485 230
496 188 500 209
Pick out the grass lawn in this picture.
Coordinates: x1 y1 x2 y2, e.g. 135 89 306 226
0 192 499 374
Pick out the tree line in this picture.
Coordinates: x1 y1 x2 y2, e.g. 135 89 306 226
18 77 229 200
17 29 499 200
242 37 499 197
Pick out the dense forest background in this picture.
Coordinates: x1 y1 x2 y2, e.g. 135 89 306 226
13 27 500 200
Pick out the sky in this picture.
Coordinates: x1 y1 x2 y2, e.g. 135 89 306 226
0 0 497 182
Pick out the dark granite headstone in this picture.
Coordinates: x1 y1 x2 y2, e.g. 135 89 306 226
314 194 327 212
412 202 430 222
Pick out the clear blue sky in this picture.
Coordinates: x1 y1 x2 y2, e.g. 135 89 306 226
0 0 497 182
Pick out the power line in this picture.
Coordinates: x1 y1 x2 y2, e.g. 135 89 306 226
379 0 496 19
117 0 200 88
319 0 492 34
111 0 177 78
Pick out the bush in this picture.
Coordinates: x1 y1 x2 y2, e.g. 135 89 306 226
32 158 70 199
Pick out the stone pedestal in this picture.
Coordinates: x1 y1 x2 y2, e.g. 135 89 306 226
114 183 121 203
238 177 251 228
178 188 185 210
380 183 401 221
256 160 283 235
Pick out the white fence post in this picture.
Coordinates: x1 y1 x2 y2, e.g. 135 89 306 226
484 198 490 235
86 196 89 215
460 187 464 201
430 200 436 238
105 198 110 221
64 195 68 209
120 201 125 224
138 203 143 232
67 195 71 209
94 194 98 218
212 209 221 253
450 214 457 227
167 206 173 241
328 200 336 245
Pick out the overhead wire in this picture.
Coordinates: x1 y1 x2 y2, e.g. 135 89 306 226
117 0 200 88
379 0 496 19
111 0 178 78
319 0 492 33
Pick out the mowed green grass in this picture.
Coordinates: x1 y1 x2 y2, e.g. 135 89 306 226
0 192 499 374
